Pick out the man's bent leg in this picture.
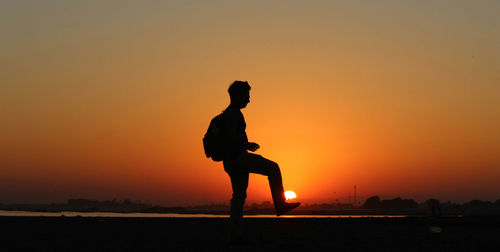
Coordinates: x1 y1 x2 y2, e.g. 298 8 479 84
243 153 286 209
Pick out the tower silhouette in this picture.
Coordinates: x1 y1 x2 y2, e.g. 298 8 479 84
354 185 357 206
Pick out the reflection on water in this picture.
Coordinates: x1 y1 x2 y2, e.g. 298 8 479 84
0 210 407 218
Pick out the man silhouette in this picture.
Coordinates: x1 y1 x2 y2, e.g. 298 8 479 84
222 80 300 243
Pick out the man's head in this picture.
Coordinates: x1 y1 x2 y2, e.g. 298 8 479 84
228 80 251 109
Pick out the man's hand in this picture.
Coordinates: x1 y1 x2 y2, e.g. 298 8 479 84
247 142 260 152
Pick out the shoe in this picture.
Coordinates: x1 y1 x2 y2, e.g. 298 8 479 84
276 202 301 216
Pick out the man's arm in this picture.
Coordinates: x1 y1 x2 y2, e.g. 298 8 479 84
225 123 259 152
224 110 259 152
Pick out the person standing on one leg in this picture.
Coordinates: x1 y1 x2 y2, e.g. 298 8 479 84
221 81 300 243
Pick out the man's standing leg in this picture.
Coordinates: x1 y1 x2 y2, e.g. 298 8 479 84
225 169 249 242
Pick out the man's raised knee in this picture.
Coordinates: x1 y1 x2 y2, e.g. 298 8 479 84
269 162 281 175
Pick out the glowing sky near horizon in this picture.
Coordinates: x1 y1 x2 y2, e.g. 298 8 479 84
1 0 499 205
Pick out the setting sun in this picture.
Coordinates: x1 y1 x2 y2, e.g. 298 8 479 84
285 191 297 200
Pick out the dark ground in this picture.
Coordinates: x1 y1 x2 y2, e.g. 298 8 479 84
1 216 499 251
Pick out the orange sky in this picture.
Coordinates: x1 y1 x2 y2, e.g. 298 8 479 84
1 1 499 205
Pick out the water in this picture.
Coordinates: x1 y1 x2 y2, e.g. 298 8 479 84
0 210 407 218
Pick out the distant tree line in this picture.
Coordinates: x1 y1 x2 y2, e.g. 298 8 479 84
0 199 159 213
363 196 418 209
362 196 500 216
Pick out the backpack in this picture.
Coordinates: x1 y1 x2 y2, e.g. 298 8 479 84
203 113 226 162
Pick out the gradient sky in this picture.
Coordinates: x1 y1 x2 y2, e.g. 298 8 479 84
1 0 499 205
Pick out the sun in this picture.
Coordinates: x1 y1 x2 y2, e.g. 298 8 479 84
285 190 297 200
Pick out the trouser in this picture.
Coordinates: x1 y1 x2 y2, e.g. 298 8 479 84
223 152 286 237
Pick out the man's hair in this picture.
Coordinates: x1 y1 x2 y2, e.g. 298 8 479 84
228 80 251 98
